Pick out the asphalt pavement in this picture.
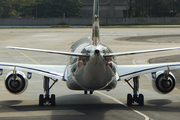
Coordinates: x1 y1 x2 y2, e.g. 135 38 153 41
0 28 180 120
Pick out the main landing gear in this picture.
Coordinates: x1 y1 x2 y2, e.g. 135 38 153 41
125 77 144 106
39 76 58 106
84 90 94 94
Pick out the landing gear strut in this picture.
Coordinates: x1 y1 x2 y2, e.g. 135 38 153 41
125 77 144 106
39 76 57 106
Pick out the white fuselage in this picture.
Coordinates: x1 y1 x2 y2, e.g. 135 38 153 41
64 0 118 91
64 40 118 91
74 53 115 90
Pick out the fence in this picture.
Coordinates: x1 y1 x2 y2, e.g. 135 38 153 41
0 17 180 26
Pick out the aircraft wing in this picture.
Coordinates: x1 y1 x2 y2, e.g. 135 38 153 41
0 62 66 80
117 62 180 80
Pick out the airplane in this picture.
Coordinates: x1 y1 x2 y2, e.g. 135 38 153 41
1 0 180 106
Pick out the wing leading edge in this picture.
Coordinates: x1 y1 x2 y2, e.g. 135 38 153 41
117 62 180 80
0 62 66 80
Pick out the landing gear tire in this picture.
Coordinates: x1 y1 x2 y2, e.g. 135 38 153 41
84 90 88 94
84 90 94 95
127 94 133 106
127 93 144 106
39 94 44 106
90 91 94 94
138 94 144 106
39 94 56 106
51 94 56 106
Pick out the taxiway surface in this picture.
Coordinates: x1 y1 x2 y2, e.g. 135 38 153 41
0 28 180 120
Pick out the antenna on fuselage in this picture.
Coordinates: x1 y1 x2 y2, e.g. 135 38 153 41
92 0 100 46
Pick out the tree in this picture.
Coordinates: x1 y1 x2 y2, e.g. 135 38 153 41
0 7 4 17
12 0 41 18
175 0 180 13
132 0 147 17
150 0 171 17
131 0 174 17
12 0 83 18
37 0 83 18
0 0 16 18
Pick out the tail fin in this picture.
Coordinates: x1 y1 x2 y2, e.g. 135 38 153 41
92 0 100 46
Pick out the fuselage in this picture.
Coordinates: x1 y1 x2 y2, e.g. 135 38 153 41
64 38 118 91
63 0 118 91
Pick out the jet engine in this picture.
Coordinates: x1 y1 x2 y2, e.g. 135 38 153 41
5 71 28 95
152 71 176 94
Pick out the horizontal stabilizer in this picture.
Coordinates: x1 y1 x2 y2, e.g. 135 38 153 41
104 47 180 57
6 46 89 57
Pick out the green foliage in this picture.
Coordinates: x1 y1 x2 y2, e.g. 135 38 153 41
0 0 83 18
0 7 4 17
132 0 147 17
175 0 180 13
12 0 38 17
131 0 178 17
0 0 16 18
150 0 172 17
0 0 179 18
37 0 83 18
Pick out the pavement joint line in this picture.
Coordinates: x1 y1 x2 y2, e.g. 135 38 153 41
96 91 151 120
16 50 40 65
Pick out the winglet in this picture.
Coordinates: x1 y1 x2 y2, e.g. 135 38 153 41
92 0 100 46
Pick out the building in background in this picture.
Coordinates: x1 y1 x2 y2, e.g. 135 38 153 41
81 0 129 18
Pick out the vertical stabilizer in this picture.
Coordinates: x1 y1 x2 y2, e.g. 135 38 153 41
92 0 100 46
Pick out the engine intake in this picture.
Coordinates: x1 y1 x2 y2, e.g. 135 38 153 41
5 71 28 95
152 71 176 94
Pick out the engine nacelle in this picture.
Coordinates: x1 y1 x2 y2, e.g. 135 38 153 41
152 71 176 94
5 71 28 95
